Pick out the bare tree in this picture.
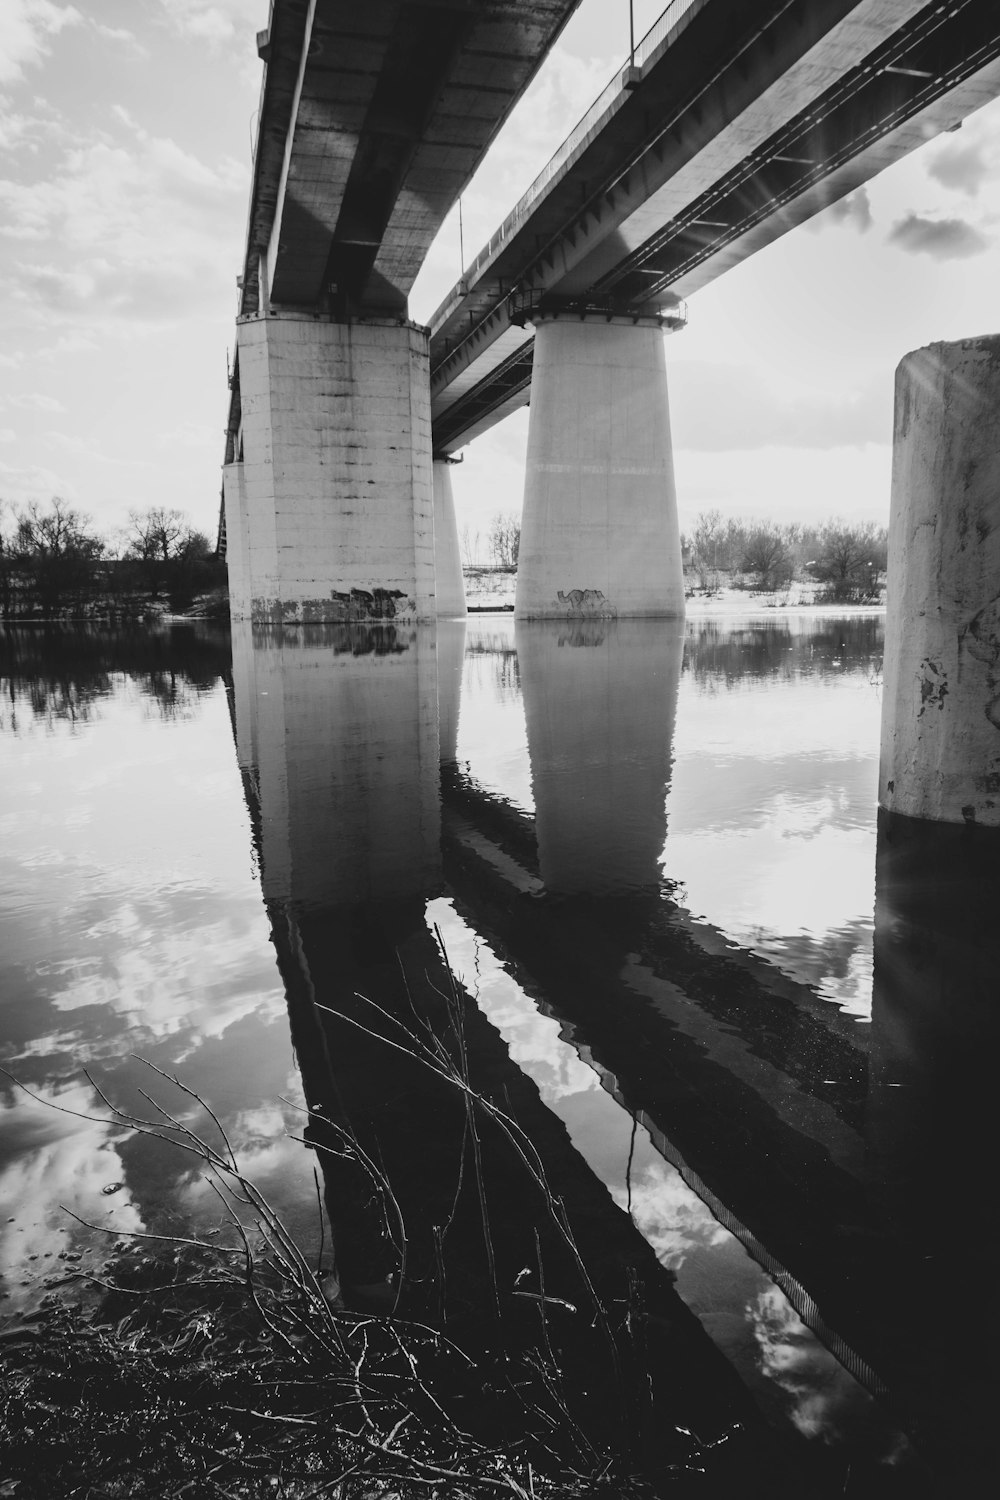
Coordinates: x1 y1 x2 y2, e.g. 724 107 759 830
487 511 520 570
460 524 482 569
126 507 209 600
8 497 105 614
691 508 726 585
808 520 887 601
740 523 793 591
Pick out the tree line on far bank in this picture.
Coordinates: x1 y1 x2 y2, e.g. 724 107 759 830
464 507 888 604
2 496 887 620
686 510 888 601
0 497 226 620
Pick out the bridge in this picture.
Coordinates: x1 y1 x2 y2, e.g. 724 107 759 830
427 0 1000 453
222 0 1000 834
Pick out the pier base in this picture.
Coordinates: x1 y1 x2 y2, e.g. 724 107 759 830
880 336 1000 826
515 316 685 620
224 313 435 624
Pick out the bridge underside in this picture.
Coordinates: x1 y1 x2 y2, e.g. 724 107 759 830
429 0 1000 452
224 0 1000 630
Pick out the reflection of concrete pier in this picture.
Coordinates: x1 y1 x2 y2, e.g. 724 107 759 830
866 810 1000 1472
517 618 683 895
439 620 999 1480
228 621 793 1473
231 622 441 907
435 617 467 766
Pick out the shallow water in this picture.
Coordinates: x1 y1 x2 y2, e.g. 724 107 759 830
1 615 996 1489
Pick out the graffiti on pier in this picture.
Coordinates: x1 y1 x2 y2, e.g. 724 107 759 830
960 594 1000 730
555 587 618 619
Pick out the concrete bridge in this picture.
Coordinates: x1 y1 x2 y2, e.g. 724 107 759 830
222 0 1000 832
223 0 1000 616
429 0 1000 453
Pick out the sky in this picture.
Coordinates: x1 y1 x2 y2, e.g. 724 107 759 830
2 0 1000 549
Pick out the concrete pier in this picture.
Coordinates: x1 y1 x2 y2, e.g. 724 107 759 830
224 314 435 625
880 335 1000 826
514 317 685 620
432 460 467 616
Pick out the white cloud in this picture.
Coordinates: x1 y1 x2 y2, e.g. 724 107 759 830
37 331 100 357
46 430 154 469
0 125 248 330
0 455 72 501
156 1 251 46
888 212 991 260
154 419 218 452
926 138 992 197
822 186 873 234
89 22 146 55
0 427 15 442
1 391 64 411
670 362 889 452
0 1 82 86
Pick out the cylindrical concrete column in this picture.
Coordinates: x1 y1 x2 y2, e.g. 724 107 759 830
432 460 467 616
515 316 684 620
880 336 1000 826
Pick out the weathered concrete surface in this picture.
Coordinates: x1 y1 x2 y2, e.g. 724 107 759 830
515 318 685 620
224 313 435 624
431 460 466 617
880 335 1000 826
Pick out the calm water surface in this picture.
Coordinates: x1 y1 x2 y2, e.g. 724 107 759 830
1 615 996 1490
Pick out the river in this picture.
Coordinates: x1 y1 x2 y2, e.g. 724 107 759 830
1 612 996 1492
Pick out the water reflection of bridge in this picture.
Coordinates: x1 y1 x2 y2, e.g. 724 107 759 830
230 618 998 1487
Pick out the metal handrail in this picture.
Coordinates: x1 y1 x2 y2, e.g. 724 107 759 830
458 0 702 288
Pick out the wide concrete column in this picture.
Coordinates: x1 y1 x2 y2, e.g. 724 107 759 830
224 313 435 625
880 335 1000 826
432 459 467 616
515 315 685 620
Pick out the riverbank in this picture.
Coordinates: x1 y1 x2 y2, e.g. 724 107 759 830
463 570 886 615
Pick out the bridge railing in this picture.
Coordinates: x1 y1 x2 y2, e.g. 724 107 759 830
460 0 703 287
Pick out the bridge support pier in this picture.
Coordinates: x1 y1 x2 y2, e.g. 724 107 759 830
879 336 1000 827
515 316 685 620
432 460 467 616
224 313 436 624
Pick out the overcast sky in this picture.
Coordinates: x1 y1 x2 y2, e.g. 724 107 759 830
2 0 1000 548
